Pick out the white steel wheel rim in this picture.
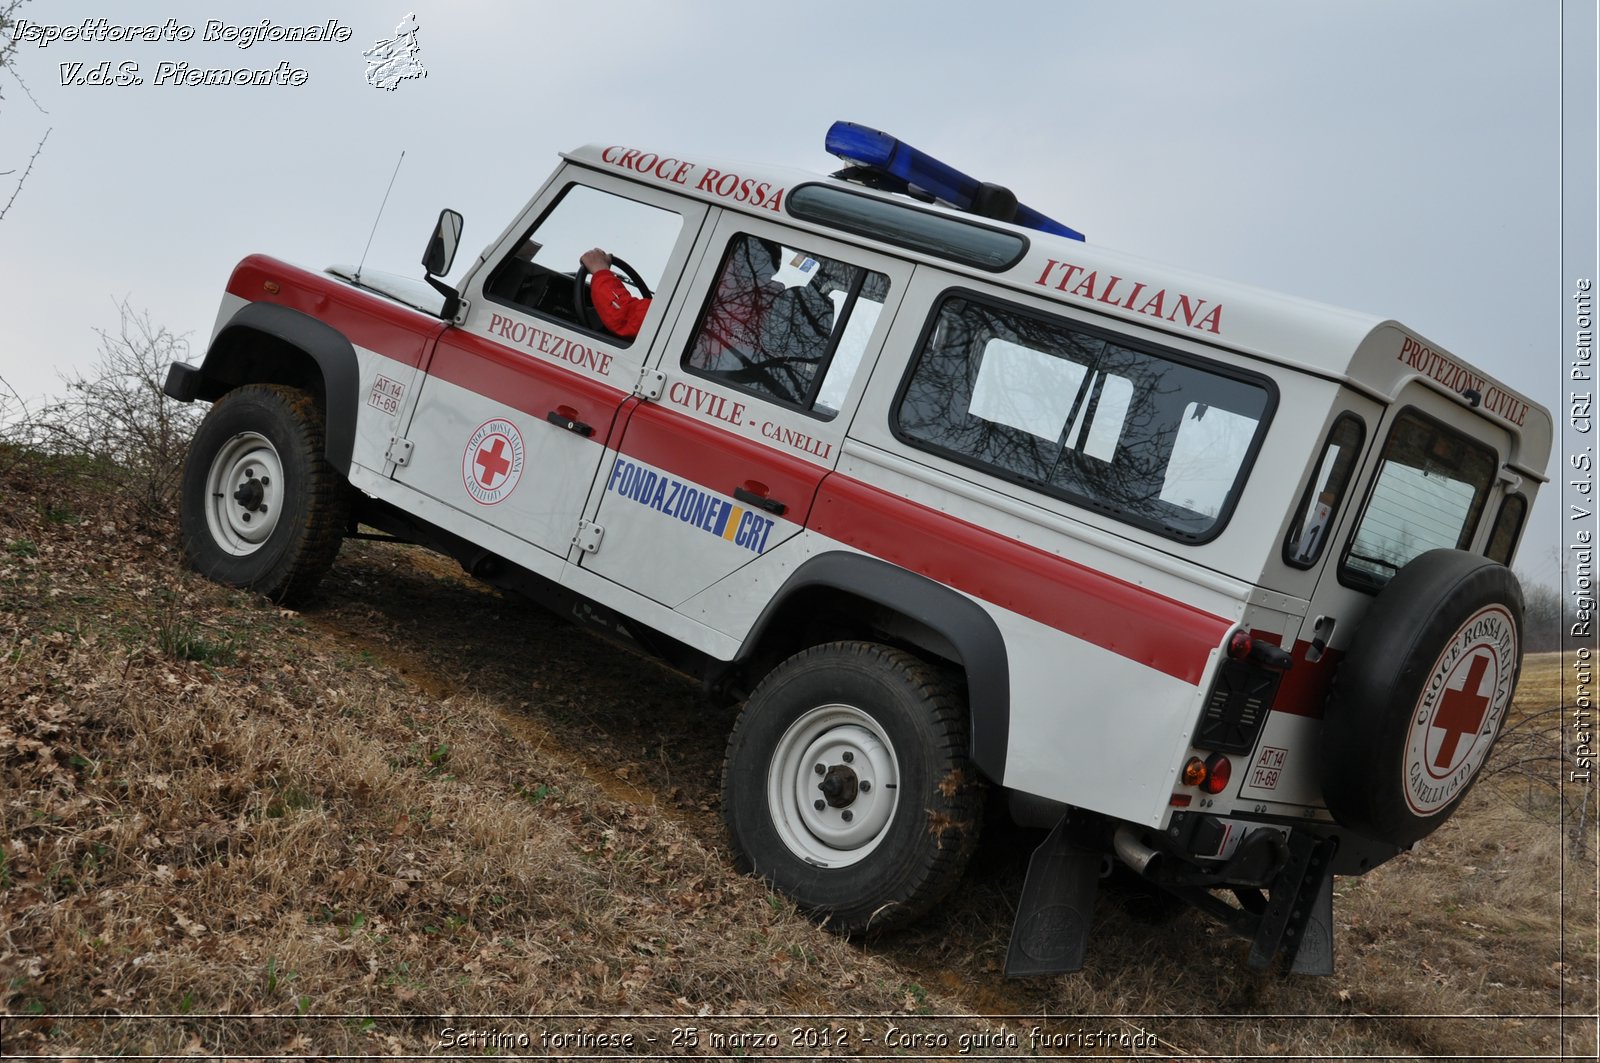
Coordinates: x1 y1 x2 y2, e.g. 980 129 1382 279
767 703 900 868
203 431 285 556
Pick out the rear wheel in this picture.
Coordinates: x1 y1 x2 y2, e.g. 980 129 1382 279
722 642 984 933
179 384 347 605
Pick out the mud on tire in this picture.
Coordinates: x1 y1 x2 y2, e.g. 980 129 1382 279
1319 549 1523 848
179 384 348 606
721 641 985 934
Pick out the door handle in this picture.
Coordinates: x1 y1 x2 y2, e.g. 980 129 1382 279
546 409 594 437
1307 615 1337 663
734 486 787 516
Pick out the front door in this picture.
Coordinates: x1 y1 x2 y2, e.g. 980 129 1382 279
392 171 707 563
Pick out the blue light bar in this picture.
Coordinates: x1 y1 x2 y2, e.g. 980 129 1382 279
825 121 1085 242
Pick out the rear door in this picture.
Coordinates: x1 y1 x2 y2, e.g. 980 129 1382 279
1243 388 1513 810
1298 390 1511 652
578 212 911 607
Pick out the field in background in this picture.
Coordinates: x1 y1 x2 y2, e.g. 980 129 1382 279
1 454 1595 1060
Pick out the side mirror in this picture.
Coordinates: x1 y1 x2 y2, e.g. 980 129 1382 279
422 208 463 276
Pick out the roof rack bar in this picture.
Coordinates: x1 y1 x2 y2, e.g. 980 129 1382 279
825 120 1085 242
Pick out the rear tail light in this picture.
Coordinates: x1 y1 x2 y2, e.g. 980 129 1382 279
1181 757 1208 786
1201 753 1232 794
1227 628 1294 671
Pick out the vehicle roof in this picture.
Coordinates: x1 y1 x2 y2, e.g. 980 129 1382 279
563 142 1552 478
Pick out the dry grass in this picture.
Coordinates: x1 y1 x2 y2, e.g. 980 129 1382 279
0 463 972 1056
1 456 1595 1060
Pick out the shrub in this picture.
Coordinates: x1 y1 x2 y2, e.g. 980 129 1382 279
0 299 200 527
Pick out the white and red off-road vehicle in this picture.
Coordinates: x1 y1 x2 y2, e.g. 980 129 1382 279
166 123 1550 975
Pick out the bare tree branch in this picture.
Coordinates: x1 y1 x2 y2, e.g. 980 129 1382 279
1 0 49 220
0 125 47 220
10 60 46 114
0 0 28 96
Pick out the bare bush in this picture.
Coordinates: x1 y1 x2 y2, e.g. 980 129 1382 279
1483 704 1567 803
1480 655 1596 861
0 299 201 525
1518 575 1565 652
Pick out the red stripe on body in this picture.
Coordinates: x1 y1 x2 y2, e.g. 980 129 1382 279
614 402 828 524
220 262 1234 683
427 330 633 446
226 256 445 368
1249 633 1339 719
809 477 1231 684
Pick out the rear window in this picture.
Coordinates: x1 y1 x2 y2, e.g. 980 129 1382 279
1339 408 1498 591
893 294 1273 542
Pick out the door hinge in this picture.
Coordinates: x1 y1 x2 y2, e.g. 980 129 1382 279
386 436 414 467
573 519 605 554
635 367 666 401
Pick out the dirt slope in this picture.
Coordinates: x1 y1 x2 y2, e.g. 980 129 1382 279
1 463 1594 1059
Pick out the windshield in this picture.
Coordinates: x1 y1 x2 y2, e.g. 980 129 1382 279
1339 408 1498 591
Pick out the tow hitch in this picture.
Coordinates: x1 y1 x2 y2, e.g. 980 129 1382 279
1004 818 1338 977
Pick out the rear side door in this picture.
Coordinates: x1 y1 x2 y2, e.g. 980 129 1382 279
391 170 707 562
578 213 912 607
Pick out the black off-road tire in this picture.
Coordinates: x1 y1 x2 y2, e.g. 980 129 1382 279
179 384 348 606
722 641 985 935
1320 549 1523 847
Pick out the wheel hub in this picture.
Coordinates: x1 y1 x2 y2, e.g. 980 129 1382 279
768 704 900 868
202 432 285 556
818 763 859 808
232 475 267 511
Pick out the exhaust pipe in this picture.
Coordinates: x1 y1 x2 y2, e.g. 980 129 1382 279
1113 825 1160 876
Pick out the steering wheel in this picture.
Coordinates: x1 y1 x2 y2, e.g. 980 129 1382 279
573 255 653 334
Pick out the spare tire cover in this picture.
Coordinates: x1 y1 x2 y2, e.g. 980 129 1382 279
1320 549 1523 847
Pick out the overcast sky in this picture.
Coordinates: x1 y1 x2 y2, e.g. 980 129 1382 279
0 0 1591 588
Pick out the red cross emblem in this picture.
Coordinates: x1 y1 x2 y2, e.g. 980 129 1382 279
461 419 524 505
1405 606 1515 818
1431 653 1491 771
474 436 512 487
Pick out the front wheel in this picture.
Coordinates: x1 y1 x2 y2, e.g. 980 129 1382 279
722 642 985 934
179 384 347 605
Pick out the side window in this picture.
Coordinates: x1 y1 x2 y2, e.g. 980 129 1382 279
1340 408 1498 590
1284 414 1365 568
895 295 1273 542
1485 493 1528 565
483 184 683 345
682 235 890 418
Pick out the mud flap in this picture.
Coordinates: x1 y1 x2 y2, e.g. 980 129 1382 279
1247 831 1338 974
1003 816 1102 977
1288 868 1336 975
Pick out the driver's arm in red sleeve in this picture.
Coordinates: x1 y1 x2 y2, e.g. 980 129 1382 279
591 270 651 339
